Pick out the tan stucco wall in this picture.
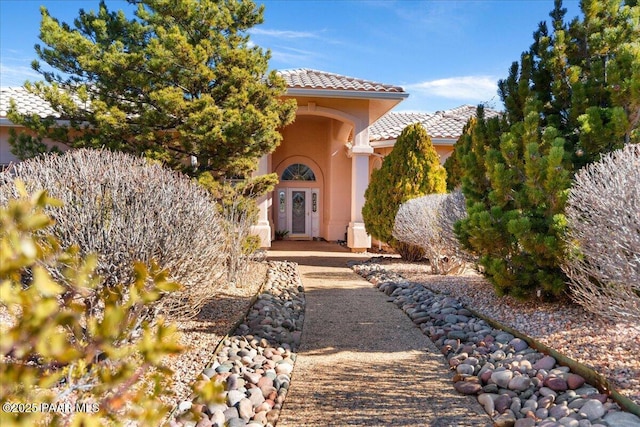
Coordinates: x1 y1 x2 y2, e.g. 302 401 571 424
326 120 352 240
272 114 356 242
371 143 453 170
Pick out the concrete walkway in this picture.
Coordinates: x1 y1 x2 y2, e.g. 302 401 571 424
268 241 492 427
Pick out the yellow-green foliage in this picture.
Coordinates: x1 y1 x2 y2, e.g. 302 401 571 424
0 183 183 426
362 123 446 254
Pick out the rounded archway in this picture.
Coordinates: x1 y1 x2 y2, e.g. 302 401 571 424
274 157 323 240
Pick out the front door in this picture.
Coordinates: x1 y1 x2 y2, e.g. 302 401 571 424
288 188 311 239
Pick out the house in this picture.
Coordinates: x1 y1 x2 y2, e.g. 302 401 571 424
0 68 495 251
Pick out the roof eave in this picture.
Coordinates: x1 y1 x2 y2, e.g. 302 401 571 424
371 137 457 148
1 117 73 127
285 88 409 101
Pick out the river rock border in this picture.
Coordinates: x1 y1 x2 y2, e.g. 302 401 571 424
171 261 305 427
351 260 640 427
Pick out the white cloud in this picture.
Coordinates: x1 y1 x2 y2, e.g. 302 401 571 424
406 76 498 101
268 45 324 66
0 63 41 87
249 28 319 39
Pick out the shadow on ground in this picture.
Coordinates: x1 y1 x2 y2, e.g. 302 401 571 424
268 241 492 427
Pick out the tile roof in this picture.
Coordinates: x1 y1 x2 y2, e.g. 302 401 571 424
0 86 60 118
1 69 406 120
369 104 501 141
278 68 405 93
1 83 499 144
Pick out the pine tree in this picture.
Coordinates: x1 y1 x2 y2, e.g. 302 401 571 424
362 123 446 258
452 0 639 299
8 0 296 196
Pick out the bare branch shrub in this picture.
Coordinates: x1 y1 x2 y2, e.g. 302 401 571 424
219 187 261 287
393 190 472 274
562 143 640 323
0 148 226 319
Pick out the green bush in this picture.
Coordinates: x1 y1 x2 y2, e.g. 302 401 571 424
0 184 182 426
362 123 446 259
451 0 639 299
0 148 226 319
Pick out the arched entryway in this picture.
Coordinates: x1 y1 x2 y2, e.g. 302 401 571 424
274 159 322 240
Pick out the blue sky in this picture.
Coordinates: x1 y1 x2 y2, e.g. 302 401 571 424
0 0 582 113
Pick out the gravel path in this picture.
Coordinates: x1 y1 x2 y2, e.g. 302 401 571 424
270 241 492 427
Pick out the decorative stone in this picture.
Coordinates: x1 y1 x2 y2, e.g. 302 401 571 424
508 376 531 392
491 370 514 388
515 419 536 427
579 400 605 421
603 411 640 427
509 338 528 352
210 410 226 427
549 403 571 419
195 419 214 427
456 364 475 376
448 330 468 340
237 398 254 421
454 381 482 394
495 394 512 414
567 373 586 390
538 395 555 409
478 393 497 416
494 413 517 427
545 376 568 392
533 355 557 370
178 400 192 413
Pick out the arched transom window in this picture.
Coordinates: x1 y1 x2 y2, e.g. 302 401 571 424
282 163 316 181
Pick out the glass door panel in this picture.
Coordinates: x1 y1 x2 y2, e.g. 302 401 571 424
291 190 306 234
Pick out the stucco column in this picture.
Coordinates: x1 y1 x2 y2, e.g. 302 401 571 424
252 154 272 248
347 125 373 252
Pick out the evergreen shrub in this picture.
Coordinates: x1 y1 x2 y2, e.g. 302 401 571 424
362 123 446 259
451 0 638 299
0 149 226 319
562 143 640 322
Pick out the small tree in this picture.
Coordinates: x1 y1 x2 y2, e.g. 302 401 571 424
362 123 446 259
8 0 296 195
451 0 639 299
562 143 640 322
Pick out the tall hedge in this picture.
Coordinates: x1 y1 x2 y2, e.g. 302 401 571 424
362 123 446 256
452 0 639 299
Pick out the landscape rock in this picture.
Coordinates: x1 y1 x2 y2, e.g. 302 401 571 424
173 261 305 427
351 260 636 427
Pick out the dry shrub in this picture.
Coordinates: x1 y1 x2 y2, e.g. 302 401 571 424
0 186 184 426
0 148 226 319
218 187 263 287
562 143 640 322
393 190 472 274
394 241 425 262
